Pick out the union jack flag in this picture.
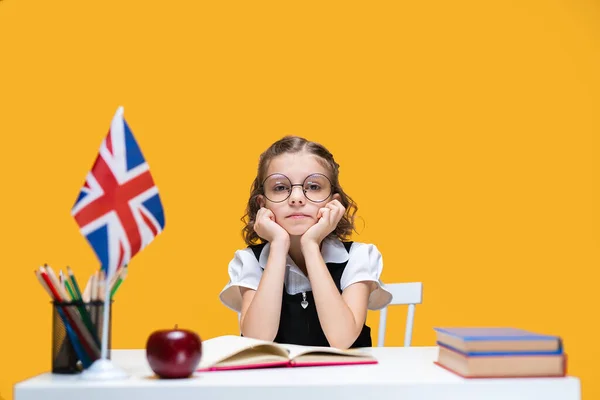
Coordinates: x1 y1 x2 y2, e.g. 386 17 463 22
71 107 165 278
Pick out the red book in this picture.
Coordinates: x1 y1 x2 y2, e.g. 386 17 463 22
196 336 377 372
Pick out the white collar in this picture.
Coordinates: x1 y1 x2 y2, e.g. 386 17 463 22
258 238 350 270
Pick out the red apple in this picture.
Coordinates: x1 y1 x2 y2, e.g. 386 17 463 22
146 325 202 379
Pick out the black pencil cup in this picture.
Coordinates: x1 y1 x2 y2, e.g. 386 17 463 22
51 300 113 374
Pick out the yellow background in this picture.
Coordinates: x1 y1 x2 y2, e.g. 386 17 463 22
1 0 599 398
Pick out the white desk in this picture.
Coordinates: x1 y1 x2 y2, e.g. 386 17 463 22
14 347 581 400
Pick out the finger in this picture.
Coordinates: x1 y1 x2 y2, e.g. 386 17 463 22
327 200 344 212
320 208 330 223
326 202 342 219
317 207 327 219
327 199 342 208
264 208 275 220
258 207 270 219
333 202 344 221
336 203 345 219
254 212 261 229
324 204 336 223
326 203 339 217
328 207 337 224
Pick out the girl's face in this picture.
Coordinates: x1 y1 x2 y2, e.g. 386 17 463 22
258 151 340 237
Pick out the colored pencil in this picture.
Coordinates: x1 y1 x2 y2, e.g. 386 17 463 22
110 267 128 299
35 269 93 367
40 266 100 359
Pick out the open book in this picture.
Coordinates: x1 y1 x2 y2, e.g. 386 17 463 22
196 335 377 371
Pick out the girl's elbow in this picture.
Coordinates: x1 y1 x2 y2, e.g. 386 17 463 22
240 325 277 342
327 325 364 349
327 334 357 349
329 338 353 349
330 341 351 350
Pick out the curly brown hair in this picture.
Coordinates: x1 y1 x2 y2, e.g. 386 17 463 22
241 136 358 245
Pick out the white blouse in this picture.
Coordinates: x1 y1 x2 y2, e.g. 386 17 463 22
219 238 393 313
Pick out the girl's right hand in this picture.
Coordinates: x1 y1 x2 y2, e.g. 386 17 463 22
254 207 290 246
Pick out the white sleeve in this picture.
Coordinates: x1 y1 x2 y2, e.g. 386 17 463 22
340 242 392 310
219 248 263 313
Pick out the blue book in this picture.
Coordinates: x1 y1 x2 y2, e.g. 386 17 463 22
433 327 562 356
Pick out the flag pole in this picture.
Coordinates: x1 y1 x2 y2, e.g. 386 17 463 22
100 268 112 359
79 106 128 380
80 266 128 380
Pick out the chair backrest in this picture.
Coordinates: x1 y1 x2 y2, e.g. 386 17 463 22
377 282 423 347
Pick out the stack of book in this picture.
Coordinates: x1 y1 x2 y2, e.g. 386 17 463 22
433 327 567 378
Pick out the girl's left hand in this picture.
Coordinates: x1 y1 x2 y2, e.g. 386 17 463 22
301 199 345 246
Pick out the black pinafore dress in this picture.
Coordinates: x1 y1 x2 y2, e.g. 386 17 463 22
248 241 372 348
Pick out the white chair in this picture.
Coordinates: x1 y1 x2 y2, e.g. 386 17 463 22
377 282 423 347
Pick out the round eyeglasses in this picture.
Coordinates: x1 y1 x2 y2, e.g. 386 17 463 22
261 173 333 203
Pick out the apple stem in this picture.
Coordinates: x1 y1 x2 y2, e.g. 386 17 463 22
175 324 178 330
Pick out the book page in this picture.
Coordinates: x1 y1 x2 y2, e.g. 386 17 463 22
198 335 289 369
282 342 374 360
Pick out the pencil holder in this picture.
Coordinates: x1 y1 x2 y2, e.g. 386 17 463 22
51 300 113 374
